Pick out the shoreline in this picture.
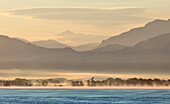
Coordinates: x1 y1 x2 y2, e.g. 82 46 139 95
0 86 170 89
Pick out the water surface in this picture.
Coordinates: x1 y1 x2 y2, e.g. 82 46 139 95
0 89 169 104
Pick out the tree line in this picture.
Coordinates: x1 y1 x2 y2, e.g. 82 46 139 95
71 77 170 87
0 78 61 86
0 77 169 87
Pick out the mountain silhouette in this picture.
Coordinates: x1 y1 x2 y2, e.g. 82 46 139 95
57 30 76 36
72 43 99 51
0 19 170 74
98 19 170 48
0 33 169 74
32 39 68 48
91 44 127 52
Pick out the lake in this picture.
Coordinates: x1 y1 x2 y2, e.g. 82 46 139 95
0 89 169 104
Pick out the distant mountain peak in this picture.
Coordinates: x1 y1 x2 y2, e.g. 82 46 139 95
58 30 75 36
62 47 76 52
145 19 170 27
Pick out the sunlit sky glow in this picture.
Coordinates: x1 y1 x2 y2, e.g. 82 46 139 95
0 0 170 45
0 69 169 80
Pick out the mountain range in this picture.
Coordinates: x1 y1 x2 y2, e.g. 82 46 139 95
0 19 170 74
98 19 170 48
25 30 101 51
31 40 99 51
28 19 170 52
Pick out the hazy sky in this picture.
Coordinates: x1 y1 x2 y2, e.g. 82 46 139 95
0 0 170 45
0 69 169 79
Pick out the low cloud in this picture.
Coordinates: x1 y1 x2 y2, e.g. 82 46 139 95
5 7 149 26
